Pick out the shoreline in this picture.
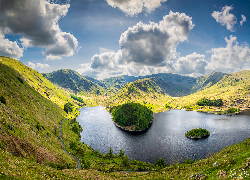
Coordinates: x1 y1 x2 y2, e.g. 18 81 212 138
112 119 153 133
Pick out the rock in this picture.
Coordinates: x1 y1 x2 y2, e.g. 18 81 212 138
213 161 218 167
189 173 207 180
217 170 227 178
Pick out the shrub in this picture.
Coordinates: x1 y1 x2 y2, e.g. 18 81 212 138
0 95 6 105
69 141 77 150
64 102 73 113
227 107 240 114
155 158 166 169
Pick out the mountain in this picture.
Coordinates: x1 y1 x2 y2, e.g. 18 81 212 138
100 75 139 89
90 72 226 97
177 70 250 110
43 69 105 95
105 77 176 113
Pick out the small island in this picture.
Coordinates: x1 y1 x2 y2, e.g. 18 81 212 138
111 102 153 131
185 128 210 139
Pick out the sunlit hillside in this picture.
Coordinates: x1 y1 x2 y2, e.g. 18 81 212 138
177 70 250 112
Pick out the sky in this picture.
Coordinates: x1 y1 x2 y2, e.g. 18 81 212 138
0 0 249 79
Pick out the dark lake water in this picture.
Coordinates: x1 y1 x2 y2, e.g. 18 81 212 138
78 107 250 165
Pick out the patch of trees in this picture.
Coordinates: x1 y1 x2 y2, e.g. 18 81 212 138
227 107 240 114
185 128 210 138
64 102 74 113
70 94 85 104
197 98 223 107
112 102 153 130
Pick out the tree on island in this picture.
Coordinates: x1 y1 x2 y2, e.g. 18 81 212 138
111 102 153 131
185 128 210 138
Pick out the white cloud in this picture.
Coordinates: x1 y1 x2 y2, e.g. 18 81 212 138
0 35 23 59
119 11 194 66
106 0 167 16
99 47 115 54
212 5 237 32
0 0 78 60
77 11 195 78
240 15 247 26
28 62 36 69
207 35 250 73
28 62 50 69
175 52 207 76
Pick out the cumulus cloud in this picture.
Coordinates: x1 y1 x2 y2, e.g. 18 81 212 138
119 11 194 66
28 62 50 69
207 35 250 73
78 12 197 78
77 11 195 78
175 52 207 76
0 34 23 59
212 5 237 32
28 62 36 69
240 15 247 26
106 0 167 16
0 0 78 60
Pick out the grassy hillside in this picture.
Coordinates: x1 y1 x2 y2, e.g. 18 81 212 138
177 70 250 113
0 57 78 108
105 77 177 113
43 69 106 96
0 60 76 168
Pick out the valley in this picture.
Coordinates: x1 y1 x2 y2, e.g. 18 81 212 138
0 57 250 179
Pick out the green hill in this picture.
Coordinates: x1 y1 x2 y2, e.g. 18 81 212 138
0 58 76 168
177 70 250 112
0 57 78 108
43 69 105 96
105 77 177 113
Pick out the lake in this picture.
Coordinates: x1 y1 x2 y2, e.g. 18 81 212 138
77 106 250 165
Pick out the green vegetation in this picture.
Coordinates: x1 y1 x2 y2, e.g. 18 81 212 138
185 128 210 138
43 69 105 95
227 107 240 114
177 70 250 113
70 94 85 103
0 57 77 168
112 102 153 131
105 78 177 113
64 102 74 113
197 98 223 107
0 95 6 104
155 158 166 169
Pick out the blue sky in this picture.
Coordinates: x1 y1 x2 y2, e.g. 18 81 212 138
0 0 249 79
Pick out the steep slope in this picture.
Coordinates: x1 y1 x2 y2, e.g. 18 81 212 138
105 78 176 112
0 61 76 168
0 57 77 108
43 69 104 95
177 70 250 111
